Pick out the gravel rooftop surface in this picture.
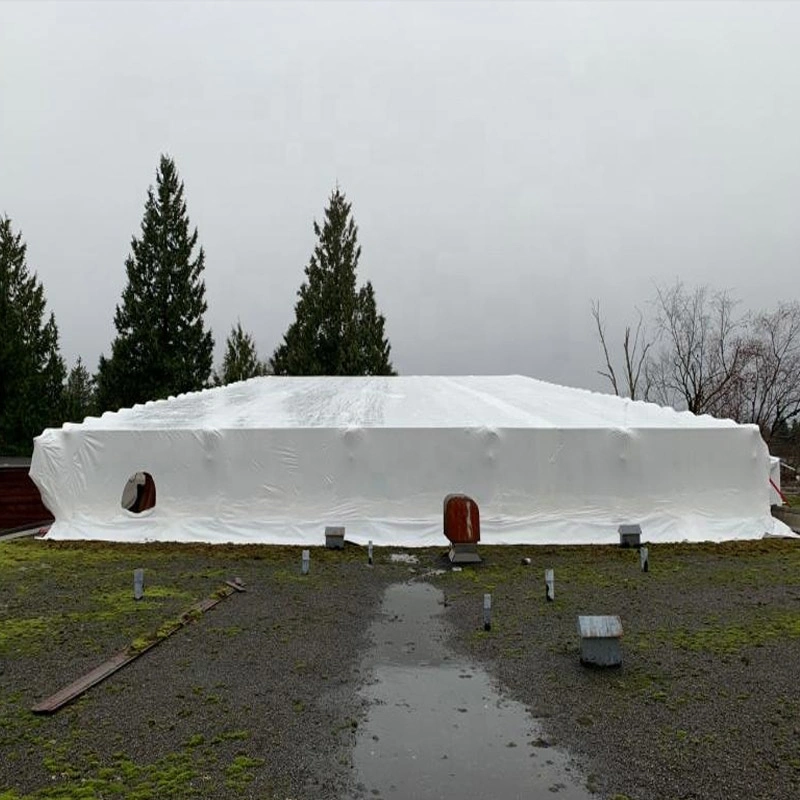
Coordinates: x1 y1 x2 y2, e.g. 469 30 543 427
1 537 799 800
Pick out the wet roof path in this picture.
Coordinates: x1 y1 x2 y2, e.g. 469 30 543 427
347 580 594 800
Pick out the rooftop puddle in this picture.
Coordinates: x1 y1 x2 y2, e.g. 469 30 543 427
347 581 592 800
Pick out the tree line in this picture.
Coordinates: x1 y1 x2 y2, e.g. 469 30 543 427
6 153 797 457
592 282 800 442
0 155 394 455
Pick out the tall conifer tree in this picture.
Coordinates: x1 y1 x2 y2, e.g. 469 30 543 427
271 187 394 376
214 321 268 385
0 216 66 454
63 357 96 422
96 155 213 410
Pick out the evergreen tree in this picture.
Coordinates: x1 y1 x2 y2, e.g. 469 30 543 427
63 357 96 422
214 321 268 385
353 282 394 375
96 155 214 411
270 187 394 376
0 216 66 455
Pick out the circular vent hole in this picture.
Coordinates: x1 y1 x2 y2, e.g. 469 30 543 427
121 471 156 513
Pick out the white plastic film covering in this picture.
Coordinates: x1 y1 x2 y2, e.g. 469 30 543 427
30 376 788 545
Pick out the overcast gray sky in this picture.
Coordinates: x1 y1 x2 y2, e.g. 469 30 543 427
2 1 799 391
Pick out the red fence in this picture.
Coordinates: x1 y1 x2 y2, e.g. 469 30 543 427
0 466 53 532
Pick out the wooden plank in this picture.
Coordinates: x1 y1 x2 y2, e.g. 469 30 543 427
31 580 244 715
578 615 623 639
32 649 149 715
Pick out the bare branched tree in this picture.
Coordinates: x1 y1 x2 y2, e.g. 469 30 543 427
592 283 800 442
649 281 746 416
591 300 652 400
735 302 800 437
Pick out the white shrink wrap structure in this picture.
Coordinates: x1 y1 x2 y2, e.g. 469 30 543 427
30 375 786 545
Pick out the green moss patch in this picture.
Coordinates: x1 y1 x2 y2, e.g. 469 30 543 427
655 610 800 654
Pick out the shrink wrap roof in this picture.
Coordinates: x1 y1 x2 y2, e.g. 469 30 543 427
30 376 786 545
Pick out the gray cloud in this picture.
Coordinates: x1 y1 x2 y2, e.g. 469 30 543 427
2 1 799 391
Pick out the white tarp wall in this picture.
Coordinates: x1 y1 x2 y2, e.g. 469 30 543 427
30 376 787 546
